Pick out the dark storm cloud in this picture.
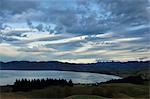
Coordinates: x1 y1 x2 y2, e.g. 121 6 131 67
50 0 149 34
97 0 149 25
0 0 39 14
0 0 40 28
0 0 149 34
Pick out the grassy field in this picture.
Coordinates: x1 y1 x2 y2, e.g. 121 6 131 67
65 95 108 99
0 82 149 99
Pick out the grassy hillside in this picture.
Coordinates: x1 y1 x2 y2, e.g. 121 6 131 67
0 83 149 99
65 95 107 99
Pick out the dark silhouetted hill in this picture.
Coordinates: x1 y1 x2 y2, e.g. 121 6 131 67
0 61 149 77
103 75 148 85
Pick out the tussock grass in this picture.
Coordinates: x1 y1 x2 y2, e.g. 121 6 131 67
0 83 149 99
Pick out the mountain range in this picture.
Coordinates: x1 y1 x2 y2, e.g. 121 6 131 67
0 61 149 77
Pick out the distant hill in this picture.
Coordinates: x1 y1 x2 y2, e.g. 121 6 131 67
0 61 149 77
103 75 149 85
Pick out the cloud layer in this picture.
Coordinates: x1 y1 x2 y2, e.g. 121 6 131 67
0 0 149 63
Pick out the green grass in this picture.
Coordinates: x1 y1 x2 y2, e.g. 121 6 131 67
92 83 149 98
65 95 108 99
0 83 149 99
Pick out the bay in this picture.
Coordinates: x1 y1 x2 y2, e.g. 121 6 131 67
0 70 121 85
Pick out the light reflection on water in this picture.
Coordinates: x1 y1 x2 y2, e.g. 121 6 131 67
0 70 121 85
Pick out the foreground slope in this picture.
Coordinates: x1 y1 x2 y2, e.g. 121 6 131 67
0 83 149 99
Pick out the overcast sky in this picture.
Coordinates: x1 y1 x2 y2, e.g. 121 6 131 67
0 0 150 63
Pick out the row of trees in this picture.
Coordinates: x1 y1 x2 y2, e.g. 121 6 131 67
13 78 73 92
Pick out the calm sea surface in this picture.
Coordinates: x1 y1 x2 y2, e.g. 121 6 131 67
0 70 121 85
